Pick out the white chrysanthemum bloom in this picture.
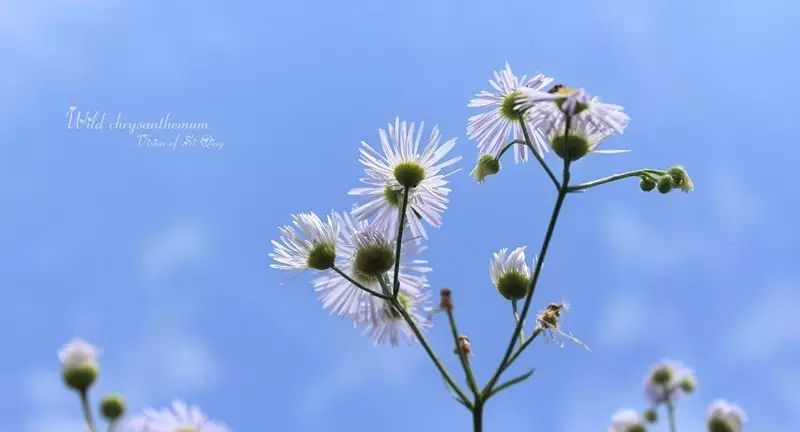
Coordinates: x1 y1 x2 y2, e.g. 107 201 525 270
707 400 747 432
490 247 533 301
608 409 646 432
467 63 554 162
313 213 431 327
643 360 696 405
517 85 630 137
349 118 461 240
361 283 432 346
123 400 229 432
59 339 100 369
270 211 341 271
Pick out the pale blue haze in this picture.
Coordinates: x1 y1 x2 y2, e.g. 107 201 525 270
1 0 798 430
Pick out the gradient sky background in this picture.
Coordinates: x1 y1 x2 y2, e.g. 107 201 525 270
2 0 799 430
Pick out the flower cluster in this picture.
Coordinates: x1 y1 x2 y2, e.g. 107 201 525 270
271 118 460 345
607 361 747 432
58 339 230 432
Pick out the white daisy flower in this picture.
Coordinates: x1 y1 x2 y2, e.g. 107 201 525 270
467 63 554 162
349 118 461 240
123 400 229 432
608 409 646 432
643 360 696 405
708 400 747 432
490 247 533 301
544 114 630 161
313 213 431 326
517 85 630 136
58 338 100 370
270 211 341 271
361 283 432 346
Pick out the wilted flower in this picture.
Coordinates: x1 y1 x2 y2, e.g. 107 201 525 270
471 154 501 183
467 63 553 162
349 118 461 239
455 335 472 356
707 400 746 432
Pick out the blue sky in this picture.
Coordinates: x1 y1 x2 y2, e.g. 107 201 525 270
2 0 799 430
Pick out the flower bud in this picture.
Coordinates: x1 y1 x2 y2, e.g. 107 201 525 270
657 175 673 194
62 364 98 392
708 418 735 432
551 133 590 161
58 339 100 392
471 154 501 183
439 288 453 311
393 161 426 188
454 335 472 356
680 376 697 393
667 165 694 193
644 409 658 423
100 394 126 421
497 272 530 301
640 177 656 192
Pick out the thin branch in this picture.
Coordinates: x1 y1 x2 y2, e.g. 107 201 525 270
487 369 535 399
568 169 667 192
483 117 573 397
331 266 389 299
511 300 525 347
519 119 560 190
378 277 473 408
79 390 97 432
446 307 480 395
496 139 526 160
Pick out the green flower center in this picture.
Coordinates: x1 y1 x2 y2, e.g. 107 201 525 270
652 367 672 385
628 425 646 432
393 162 426 188
383 185 404 207
500 91 525 121
306 242 336 270
551 133 590 161
176 428 199 432
708 418 734 432
384 292 411 320
497 271 530 301
354 243 395 282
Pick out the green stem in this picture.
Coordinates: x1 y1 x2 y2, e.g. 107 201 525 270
331 266 389 299
567 169 667 192
496 139 526 160
473 398 484 432
392 187 410 298
80 390 97 432
667 399 677 432
378 277 472 408
519 119 560 190
446 307 480 395
511 300 525 346
483 118 572 397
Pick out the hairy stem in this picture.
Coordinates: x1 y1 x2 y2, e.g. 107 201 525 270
392 187 410 298
80 390 97 432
